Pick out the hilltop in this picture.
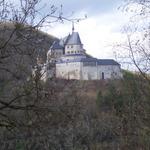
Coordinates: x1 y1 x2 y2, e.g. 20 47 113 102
0 21 57 80
0 21 57 61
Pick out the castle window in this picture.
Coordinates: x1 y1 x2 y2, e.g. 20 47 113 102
102 72 104 80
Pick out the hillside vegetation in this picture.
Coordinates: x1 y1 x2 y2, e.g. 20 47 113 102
0 70 150 150
0 22 56 80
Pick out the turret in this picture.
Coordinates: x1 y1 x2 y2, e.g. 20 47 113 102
47 40 64 63
64 32 85 55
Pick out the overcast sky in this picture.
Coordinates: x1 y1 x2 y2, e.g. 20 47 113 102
10 0 133 68
8 0 139 69
41 0 132 64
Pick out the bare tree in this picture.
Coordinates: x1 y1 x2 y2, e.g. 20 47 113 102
0 0 59 125
114 2 150 149
115 0 150 77
0 1 94 149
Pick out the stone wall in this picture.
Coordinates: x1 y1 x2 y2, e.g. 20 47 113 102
56 62 81 79
56 62 122 80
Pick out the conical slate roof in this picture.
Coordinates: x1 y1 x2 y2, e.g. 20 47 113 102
51 40 63 49
59 34 70 47
50 32 82 50
66 32 82 45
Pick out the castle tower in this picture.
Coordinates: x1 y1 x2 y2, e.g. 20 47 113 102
64 31 85 55
47 40 64 63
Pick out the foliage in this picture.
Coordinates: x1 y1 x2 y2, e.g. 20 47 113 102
96 71 150 149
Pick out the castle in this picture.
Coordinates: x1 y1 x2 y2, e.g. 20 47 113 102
39 29 122 81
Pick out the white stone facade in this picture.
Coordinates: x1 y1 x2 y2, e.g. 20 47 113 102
56 62 122 80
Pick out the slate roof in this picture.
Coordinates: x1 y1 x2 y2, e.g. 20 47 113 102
50 40 63 50
56 57 120 66
97 59 120 65
63 54 85 57
66 32 82 45
50 32 82 50
59 34 70 47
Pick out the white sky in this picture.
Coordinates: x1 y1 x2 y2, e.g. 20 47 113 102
9 0 142 70
41 0 133 66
